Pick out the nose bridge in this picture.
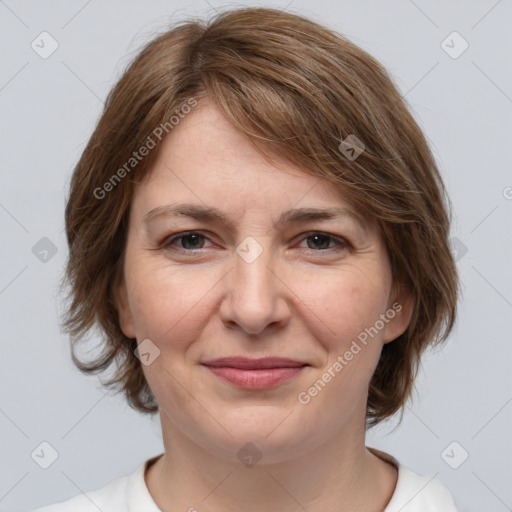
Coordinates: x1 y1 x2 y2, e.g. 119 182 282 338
221 235 287 334
233 235 276 300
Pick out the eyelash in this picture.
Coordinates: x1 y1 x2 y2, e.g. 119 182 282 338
161 231 349 255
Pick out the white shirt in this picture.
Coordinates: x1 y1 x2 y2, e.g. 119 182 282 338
30 448 459 511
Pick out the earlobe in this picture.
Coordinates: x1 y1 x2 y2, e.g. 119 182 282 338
382 285 414 344
114 274 136 339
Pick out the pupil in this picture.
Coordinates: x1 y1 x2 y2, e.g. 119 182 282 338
184 234 202 249
309 234 329 249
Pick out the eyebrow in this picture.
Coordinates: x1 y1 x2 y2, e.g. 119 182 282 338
143 203 367 231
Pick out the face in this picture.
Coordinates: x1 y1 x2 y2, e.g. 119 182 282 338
116 99 412 464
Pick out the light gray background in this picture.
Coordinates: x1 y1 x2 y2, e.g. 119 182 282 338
1 1 511 511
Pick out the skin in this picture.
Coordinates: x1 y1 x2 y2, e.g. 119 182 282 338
116 98 414 512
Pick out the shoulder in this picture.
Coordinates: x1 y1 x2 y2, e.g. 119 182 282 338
28 454 163 512
378 455 458 511
385 464 459 511
27 466 136 512
367 447 458 511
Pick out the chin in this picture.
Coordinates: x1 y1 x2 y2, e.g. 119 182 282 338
201 405 315 464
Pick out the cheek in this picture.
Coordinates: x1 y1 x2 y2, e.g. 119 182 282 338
295 276 387 421
129 266 217 407
295 266 390 350
125 261 221 348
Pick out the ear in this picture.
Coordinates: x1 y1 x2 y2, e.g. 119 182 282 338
382 283 414 344
113 271 136 339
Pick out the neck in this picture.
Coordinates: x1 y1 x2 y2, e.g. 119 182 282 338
145 413 398 512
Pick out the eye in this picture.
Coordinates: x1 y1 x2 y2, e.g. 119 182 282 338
162 231 212 252
161 230 349 254
297 232 349 252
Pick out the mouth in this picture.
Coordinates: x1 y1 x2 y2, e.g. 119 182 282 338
200 357 309 390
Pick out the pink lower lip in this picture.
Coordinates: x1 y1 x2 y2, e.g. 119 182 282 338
205 366 306 389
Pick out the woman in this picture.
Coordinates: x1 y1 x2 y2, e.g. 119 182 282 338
32 6 459 511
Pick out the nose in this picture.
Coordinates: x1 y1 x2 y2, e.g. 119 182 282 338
219 239 291 336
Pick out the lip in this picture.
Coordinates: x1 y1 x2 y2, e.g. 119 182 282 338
201 357 307 369
201 357 309 390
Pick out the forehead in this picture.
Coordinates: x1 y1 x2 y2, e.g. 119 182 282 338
132 100 371 232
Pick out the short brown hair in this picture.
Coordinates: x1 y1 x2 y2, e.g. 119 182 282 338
62 6 458 428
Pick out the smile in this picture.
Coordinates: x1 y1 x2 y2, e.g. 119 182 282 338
201 357 308 389
205 366 306 389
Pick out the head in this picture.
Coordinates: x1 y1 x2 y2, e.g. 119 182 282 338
62 7 458 455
